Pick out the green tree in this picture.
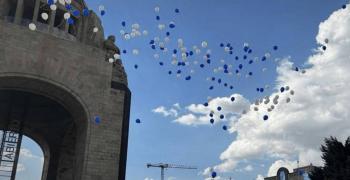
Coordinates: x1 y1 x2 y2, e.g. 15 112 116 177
309 136 350 180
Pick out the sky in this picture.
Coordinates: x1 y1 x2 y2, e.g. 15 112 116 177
9 0 350 180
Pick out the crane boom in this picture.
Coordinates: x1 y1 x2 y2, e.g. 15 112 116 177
146 163 197 180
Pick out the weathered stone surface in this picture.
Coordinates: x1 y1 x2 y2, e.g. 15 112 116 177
0 1 131 179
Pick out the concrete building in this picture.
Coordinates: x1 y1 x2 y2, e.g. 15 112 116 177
264 164 316 180
0 0 130 180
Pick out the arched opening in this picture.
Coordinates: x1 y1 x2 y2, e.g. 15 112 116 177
0 81 89 180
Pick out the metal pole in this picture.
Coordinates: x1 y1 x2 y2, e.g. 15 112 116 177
161 167 164 180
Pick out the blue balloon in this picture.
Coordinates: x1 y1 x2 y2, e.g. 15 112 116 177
322 46 327 51
235 56 239 60
262 56 267 61
173 49 177 54
100 10 105 16
169 23 176 29
168 71 172 75
217 106 222 111
280 87 285 93
229 86 233 89
65 4 72 10
211 77 216 81
209 113 214 117
151 45 156 49
200 64 205 68
203 102 209 106
263 115 269 121
243 55 247 59
249 72 253 76
249 60 253 64
175 8 180 13
273 45 278 50
342 4 347 9
159 62 164 66
248 49 252 53
156 16 160 20
223 125 228 131
185 76 191 80
207 59 211 64
47 0 54 5
210 119 214 124
295 67 299 71
223 64 228 69
136 119 141 123
209 86 214 90
220 114 224 119
224 83 227 87
220 43 224 47
122 50 127 54
239 64 243 69
134 64 138 69
177 70 182 74
166 32 170 36
83 8 90 16
67 18 74 25
259 88 264 92
211 171 217 178
224 69 228 74
94 116 101 124
73 10 80 17
231 97 235 102
121 21 126 27
218 79 222 83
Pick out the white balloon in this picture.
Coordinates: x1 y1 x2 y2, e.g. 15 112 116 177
124 34 131 40
114 54 120 59
50 4 57 11
132 23 140 29
59 0 65 5
132 49 139 55
286 97 291 103
98 5 105 11
154 54 160 59
201 41 208 48
28 23 36 31
93 27 99 33
120 30 125 35
65 0 71 4
142 30 148 36
195 49 201 54
154 6 160 13
290 90 295 95
41 13 49 21
224 47 230 52
108 58 114 63
64 12 71 20
158 24 165 30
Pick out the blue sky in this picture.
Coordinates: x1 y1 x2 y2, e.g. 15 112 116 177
16 0 350 180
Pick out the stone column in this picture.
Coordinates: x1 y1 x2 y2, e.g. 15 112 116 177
14 0 24 24
32 0 41 23
49 8 56 29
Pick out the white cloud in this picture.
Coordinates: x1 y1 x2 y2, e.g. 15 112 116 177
244 165 253 172
256 174 264 180
20 148 38 159
174 94 250 126
173 103 181 110
212 4 350 173
153 106 178 117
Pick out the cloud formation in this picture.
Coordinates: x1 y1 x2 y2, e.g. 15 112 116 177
215 4 350 173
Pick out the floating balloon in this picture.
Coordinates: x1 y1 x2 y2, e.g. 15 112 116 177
222 125 227 131
342 4 347 9
211 171 217 178
28 23 36 31
93 27 99 33
169 21 176 29
94 116 101 124
83 8 90 16
217 106 222 111
64 12 70 19
154 6 160 13
41 13 49 21
201 41 208 48
175 8 180 13
136 119 141 123
134 64 138 69
50 4 57 11
210 119 214 124
263 115 269 121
